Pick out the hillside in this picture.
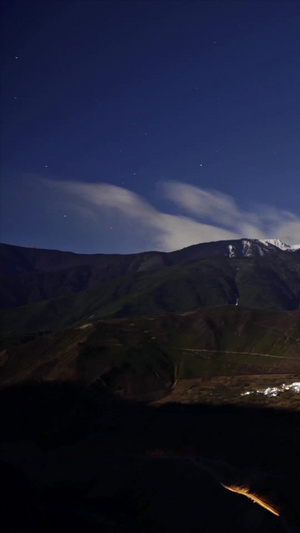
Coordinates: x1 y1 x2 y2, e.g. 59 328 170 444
1 240 300 408
1 242 300 532
0 242 168 309
1 306 300 409
1 239 300 335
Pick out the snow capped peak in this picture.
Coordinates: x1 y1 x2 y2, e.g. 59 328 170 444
224 238 300 259
260 239 291 251
259 239 300 252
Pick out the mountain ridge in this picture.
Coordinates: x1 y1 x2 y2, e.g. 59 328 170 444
1 239 300 335
1 238 300 281
1 305 300 393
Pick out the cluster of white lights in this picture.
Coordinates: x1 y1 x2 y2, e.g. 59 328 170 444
241 382 300 398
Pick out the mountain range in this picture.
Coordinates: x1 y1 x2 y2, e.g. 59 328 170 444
1 239 300 532
1 238 300 335
1 237 300 408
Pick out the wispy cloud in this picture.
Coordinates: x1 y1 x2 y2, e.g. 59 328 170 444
164 181 300 246
164 183 241 227
43 178 300 251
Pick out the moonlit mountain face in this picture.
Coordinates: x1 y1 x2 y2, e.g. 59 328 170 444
1 237 300 334
224 239 297 258
170 238 300 263
222 239 300 259
259 239 300 252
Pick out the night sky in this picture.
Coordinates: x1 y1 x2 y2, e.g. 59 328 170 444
1 0 300 254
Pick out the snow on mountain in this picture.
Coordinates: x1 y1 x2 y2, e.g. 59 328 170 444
228 244 235 258
224 239 300 258
225 239 276 258
259 239 300 252
260 239 292 251
242 240 252 256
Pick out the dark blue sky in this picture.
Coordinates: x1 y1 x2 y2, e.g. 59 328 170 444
1 0 300 253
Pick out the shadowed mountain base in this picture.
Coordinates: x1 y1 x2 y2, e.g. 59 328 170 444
1 383 299 532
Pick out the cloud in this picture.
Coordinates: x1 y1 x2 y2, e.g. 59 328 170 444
150 213 238 250
43 178 300 251
276 220 300 245
67 182 155 219
164 181 300 246
164 182 241 227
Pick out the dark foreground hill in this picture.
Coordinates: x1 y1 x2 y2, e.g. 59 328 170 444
1 382 299 532
1 239 300 335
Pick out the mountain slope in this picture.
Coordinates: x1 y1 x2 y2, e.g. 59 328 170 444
1 253 300 335
2 239 300 311
0 242 168 308
1 306 300 401
1 239 300 335
1 241 300 532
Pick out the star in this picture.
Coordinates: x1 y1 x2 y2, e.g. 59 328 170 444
63 215 67 218
14 56 19 60
45 165 48 168
199 163 203 167
14 96 18 100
